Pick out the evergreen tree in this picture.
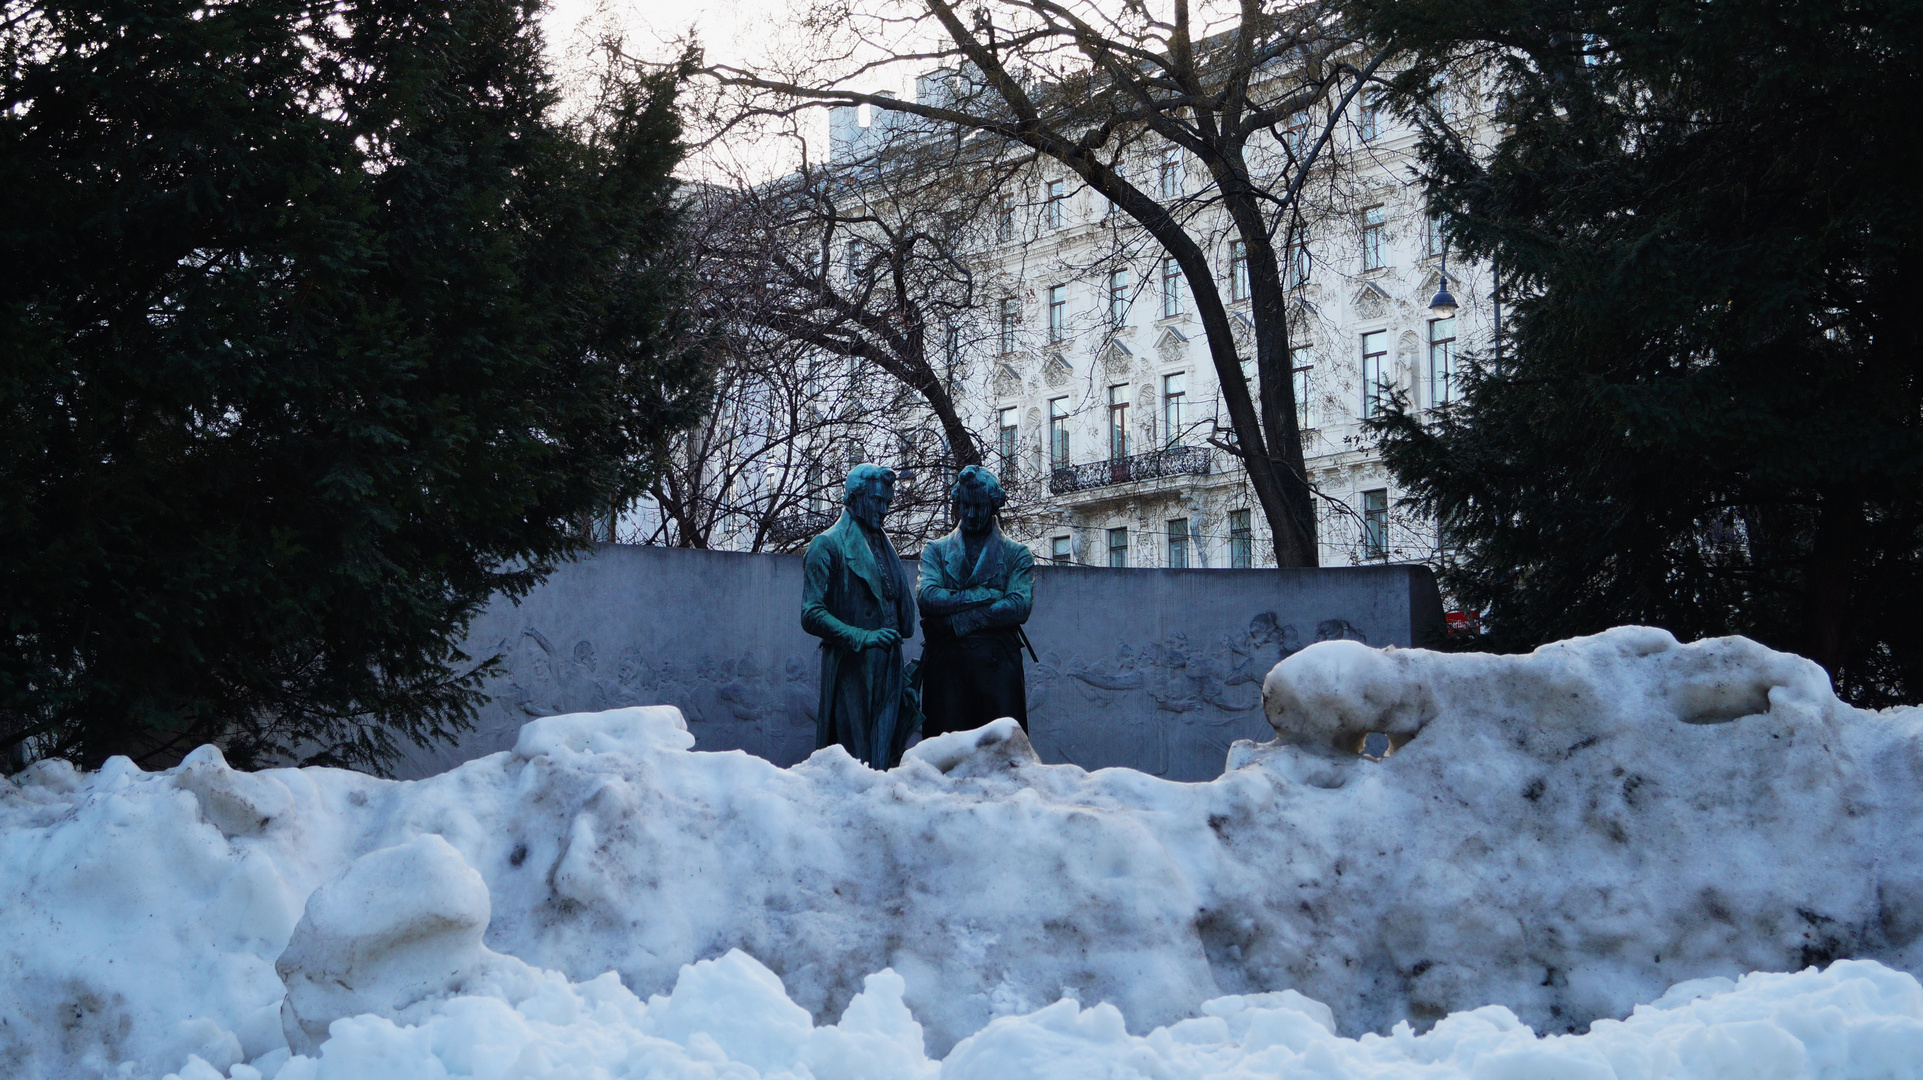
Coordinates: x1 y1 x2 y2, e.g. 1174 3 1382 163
1347 0 1922 703
1 0 708 769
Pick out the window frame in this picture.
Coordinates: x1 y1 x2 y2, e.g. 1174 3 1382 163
1162 372 1187 447
997 406 1018 467
996 194 1015 242
1051 536 1072 564
1044 179 1065 229
1048 397 1070 468
1167 517 1189 569
1362 488 1389 559
1283 110 1308 158
1107 384 1130 461
1158 147 1182 198
1290 344 1315 430
1107 526 1129 568
1108 269 1129 329
1047 284 1068 342
1229 239 1249 302
1160 256 1183 318
1428 316 1457 408
1361 205 1386 272
999 297 1020 354
1361 329 1390 418
1228 509 1252 569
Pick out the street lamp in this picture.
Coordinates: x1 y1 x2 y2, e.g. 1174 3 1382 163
1429 241 1459 319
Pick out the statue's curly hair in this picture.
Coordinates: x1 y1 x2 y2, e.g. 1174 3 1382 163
841 462 897 504
950 464 1006 509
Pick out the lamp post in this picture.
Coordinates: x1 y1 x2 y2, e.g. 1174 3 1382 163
1429 240 1458 319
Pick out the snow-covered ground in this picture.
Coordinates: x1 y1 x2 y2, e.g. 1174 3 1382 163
5 627 1923 1079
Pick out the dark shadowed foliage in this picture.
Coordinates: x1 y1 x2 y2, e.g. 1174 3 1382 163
1347 0 1923 705
0 0 709 770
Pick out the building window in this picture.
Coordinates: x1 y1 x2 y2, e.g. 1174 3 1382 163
997 406 1018 468
1229 239 1249 302
1048 284 1068 342
1361 330 1390 418
1229 509 1252 569
1051 536 1072 564
1359 90 1381 142
1167 518 1189 568
1287 239 1310 287
1428 316 1457 407
1283 110 1308 158
1361 205 1386 271
1162 372 1186 446
1160 256 1182 318
1362 488 1389 558
1107 384 1130 460
1432 74 1459 120
997 195 1015 241
1044 179 1065 229
1291 345 1315 429
844 239 860 283
1158 147 1182 198
1108 269 1129 329
1048 397 1070 467
1107 526 1129 568
999 298 1019 354
1425 213 1447 258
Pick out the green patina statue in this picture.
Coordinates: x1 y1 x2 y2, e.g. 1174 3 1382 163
916 465 1033 738
801 463 918 768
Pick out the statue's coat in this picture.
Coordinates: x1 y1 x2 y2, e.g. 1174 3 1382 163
801 510 917 767
916 522 1033 737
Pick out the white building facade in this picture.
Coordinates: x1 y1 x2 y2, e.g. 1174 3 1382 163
821 75 1497 574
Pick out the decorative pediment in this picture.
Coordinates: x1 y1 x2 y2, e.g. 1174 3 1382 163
1352 281 1392 321
1043 353 1073 388
1100 338 1133 376
1230 311 1255 349
992 363 1022 398
1282 297 1322 340
1154 326 1189 350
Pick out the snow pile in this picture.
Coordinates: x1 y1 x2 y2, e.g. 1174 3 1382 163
172 954 1923 1080
4 628 1923 1079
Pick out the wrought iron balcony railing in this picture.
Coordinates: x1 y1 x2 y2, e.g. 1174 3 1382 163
1049 444 1212 496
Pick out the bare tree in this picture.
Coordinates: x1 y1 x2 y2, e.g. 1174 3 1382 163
712 0 1388 565
635 153 1018 553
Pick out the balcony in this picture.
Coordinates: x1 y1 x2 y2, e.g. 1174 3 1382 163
1049 444 1212 496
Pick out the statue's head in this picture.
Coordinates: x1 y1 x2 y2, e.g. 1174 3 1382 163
950 465 1005 534
843 463 896 530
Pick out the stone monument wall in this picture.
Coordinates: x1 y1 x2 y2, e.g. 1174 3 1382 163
394 544 1445 781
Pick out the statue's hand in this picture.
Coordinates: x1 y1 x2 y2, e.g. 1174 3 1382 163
857 628 902 651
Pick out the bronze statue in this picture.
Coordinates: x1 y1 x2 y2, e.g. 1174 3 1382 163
916 465 1033 737
801 463 918 768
